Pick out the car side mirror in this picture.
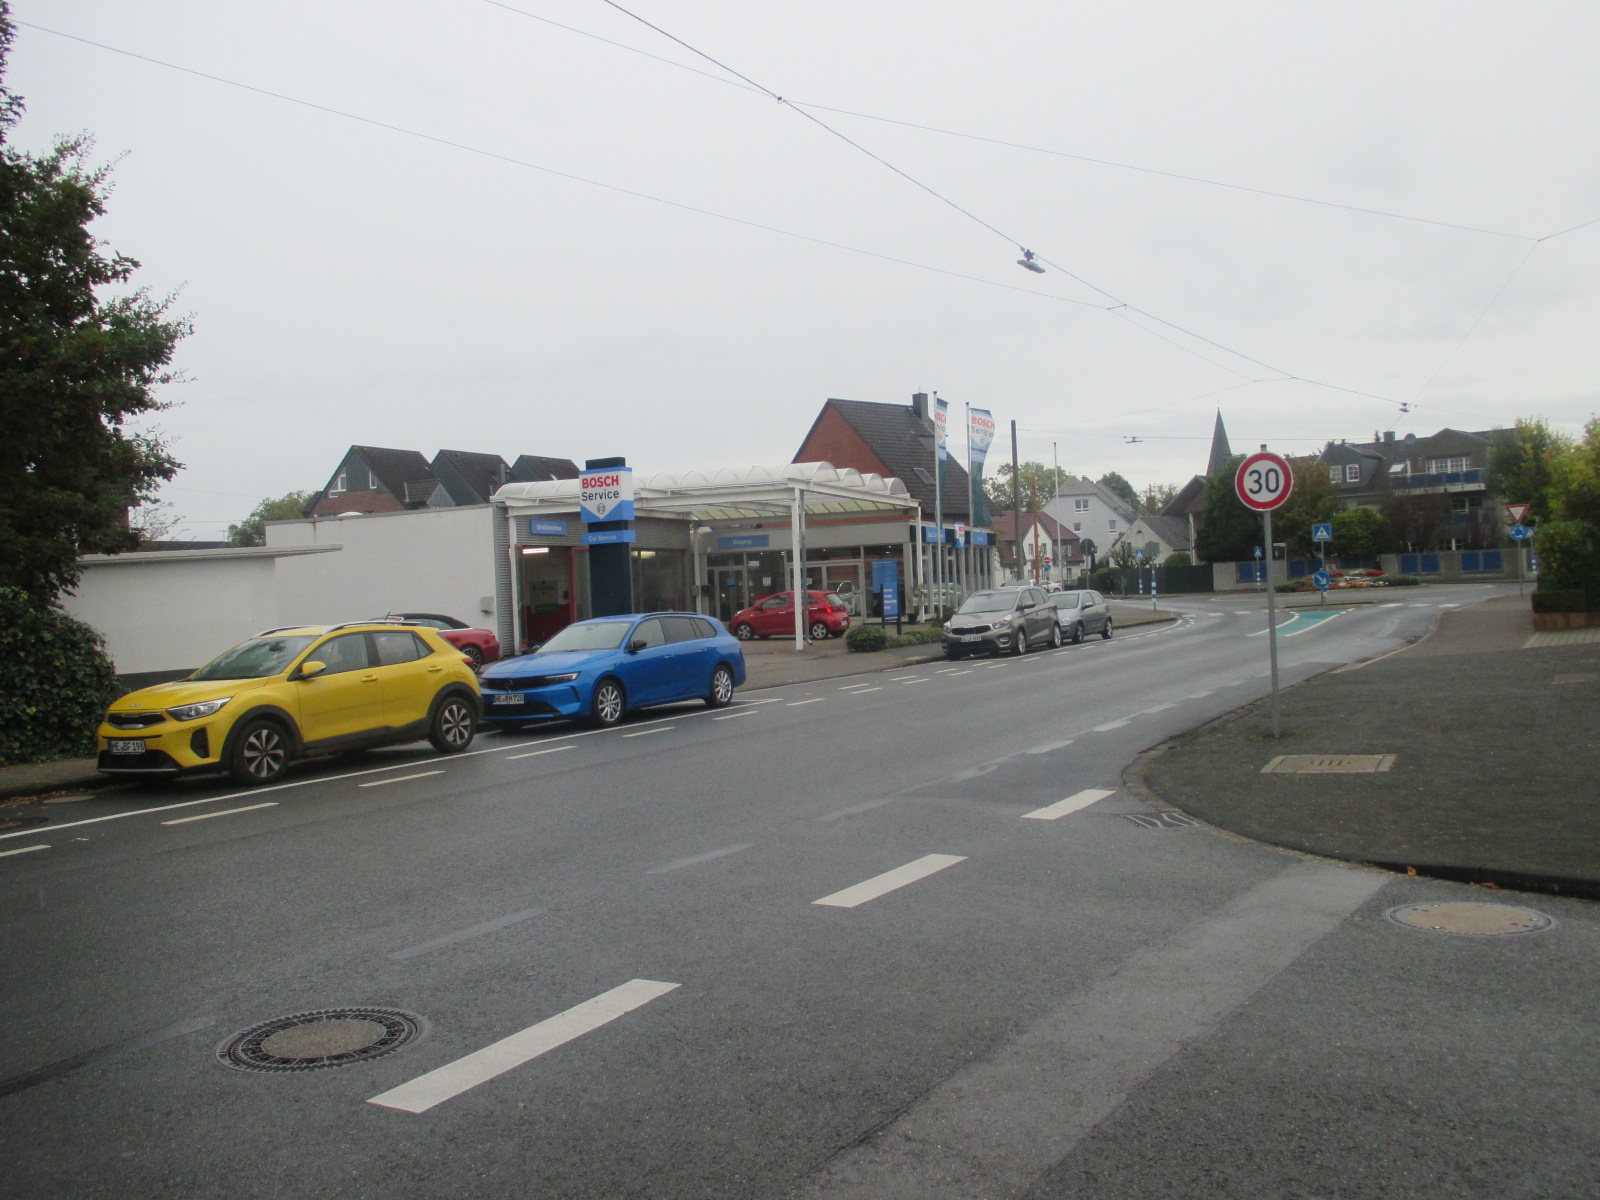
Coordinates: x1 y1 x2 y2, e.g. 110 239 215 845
297 661 327 680
628 639 648 654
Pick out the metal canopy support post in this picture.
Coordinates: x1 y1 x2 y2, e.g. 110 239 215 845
1264 506 1283 739
791 485 805 651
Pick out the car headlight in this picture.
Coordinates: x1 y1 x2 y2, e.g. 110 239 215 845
991 614 1013 626
542 673 580 685
166 697 232 722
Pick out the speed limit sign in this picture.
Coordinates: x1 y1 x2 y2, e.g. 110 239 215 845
1235 451 1294 511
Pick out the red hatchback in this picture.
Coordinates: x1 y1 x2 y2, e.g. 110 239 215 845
729 591 851 641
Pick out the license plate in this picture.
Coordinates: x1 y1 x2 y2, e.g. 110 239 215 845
962 634 982 643
109 739 145 755
494 694 525 706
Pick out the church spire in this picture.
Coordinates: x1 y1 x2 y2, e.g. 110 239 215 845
1206 410 1233 477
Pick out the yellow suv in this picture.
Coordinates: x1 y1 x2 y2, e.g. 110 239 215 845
97 622 481 786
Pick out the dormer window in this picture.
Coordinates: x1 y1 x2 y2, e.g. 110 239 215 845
1344 464 1360 483
1328 466 1341 483
331 471 347 495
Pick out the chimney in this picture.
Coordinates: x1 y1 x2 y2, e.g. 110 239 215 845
910 392 929 422
1384 431 1395 444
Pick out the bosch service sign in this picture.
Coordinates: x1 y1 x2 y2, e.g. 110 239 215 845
579 468 634 523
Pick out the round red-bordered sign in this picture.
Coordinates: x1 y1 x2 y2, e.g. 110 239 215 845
1235 451 1294 511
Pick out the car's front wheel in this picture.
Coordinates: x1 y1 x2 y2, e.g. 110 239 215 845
1070 622 1084 644
428 694 477 753
228 718 291 786
1011 628 1028 655
591 678 626 727
732 624 755 641
706 664 735 708
1102 618 1114 640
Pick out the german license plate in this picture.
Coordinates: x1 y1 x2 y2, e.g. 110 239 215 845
109 739 145 755
962 634 982 643
494 694 525 706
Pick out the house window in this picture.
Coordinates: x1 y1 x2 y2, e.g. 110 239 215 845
1108 520 1117 532
1073 498 1090 512
367 470 378 490
332 471 347 495
1073 522 1082 532
1428 456 1468 473
1344 464 1360 483
1329 466 1341 483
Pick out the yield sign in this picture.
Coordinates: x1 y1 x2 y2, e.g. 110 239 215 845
1505 503 1531 524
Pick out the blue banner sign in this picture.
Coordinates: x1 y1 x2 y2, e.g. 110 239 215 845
716 534 770 550
581 529 638 546
528 519 568 537
1312 523 1332 542
970 529 992 546
921 525 941 543
872 559 900 619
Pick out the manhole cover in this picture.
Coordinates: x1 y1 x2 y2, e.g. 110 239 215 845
1385 902 1553 936
218 1008 425 1072
1123 812 1200 829
1261 754 1396 774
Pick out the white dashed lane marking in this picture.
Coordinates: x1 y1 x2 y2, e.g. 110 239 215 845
505 745 574 760
812 854 968 908
359 771 444 789
0 844 49 858
1022 789 1116 820
161 802 279 825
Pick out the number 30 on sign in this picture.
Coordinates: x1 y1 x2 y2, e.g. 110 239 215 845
1234 451 1294 511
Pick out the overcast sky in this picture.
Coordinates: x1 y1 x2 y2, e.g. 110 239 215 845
12 1 1599 537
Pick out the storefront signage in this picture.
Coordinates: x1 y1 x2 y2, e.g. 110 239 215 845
717 534 769 550
921 525 941 543
970 530 992 546
581 529 638 546
953 522 967 548
528 519 568 537
579 468 634 523
872 559 900 619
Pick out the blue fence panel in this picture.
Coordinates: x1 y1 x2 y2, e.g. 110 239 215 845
1235 562 1257 584
1420 554 1441 574
1483 550 1503 571
1400 554 1420 575
1461 551 1481 572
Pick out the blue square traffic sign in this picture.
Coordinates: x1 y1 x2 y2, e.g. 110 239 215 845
1312 523 1332 542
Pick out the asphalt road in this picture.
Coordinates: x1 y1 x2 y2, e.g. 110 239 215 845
2 582 1595 1199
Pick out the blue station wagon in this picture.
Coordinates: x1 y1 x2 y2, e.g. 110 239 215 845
478 612 746 729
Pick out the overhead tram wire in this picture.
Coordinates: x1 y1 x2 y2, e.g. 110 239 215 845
16 21 1111 312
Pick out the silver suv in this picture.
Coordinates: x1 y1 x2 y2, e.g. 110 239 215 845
941 587 1060 659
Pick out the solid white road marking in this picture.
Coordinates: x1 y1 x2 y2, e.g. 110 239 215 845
646 843 754 874
713 710 758 720
505 745 574 760
622 728 670 738
1092 719 1130 732
367 978 680 1114
1025 739 1075 755
812 854 967 908
1022 789 1116 820
0 844 49 858
817 797 897 822
359 771 445 788
787 698 824 707
161 802 279 825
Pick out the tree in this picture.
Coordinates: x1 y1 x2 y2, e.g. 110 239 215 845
130 500 183 543
1274 458 1341 556
1330 506 1382 557
1096 472 1139 511
1193 455 1258 563
228 490 316 547
1486 419 1571 524
983 462 1070 511
0 6 187 603
1378 493 1452 553
1139 482 1180 515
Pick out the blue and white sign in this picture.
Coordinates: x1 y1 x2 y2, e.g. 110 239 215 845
528 518 568 537
581 529 638 546
717 534 769 550
953 522 967 548
1254 545 1263 559
1312 523 1332 542
970 530 992 546
579 468 634 523
1312 570 1331 590
1510 523 1531 541
872 559 900 619
921 524 941 544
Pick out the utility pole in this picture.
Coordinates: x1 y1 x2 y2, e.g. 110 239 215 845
1010 421 1022 583
1030 475 1041 585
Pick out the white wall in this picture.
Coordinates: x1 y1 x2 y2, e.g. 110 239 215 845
268 505 498 627
62 506 502 677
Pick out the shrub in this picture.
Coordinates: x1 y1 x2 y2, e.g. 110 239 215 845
1533 519 1599 592
1532 589 1586 614
1163 551 1192 568
0 588 120 766
845 625 887 653
885 629 943 648
1274 582 1304 593
1381 574 1420 586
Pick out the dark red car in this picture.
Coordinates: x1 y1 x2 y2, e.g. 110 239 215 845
729 591 851 641
377 613 501 667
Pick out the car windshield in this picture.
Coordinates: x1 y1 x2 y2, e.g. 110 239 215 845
190 635 318 680
1050 592 1084 607
956 592 1016 614
536 621 630 653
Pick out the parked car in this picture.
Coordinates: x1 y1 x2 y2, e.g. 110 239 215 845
940 586 1060 658
728 590 851 641
377 613 500 667
1047 589 1113 643
96 622 481 786
478 612 746 729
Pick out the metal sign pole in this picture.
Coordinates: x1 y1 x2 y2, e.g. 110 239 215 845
1264 506 1283 739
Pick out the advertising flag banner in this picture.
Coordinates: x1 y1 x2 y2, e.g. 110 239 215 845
967 408 996 467
935 397 949 462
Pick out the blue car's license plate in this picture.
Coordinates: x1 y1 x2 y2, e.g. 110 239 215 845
493 694 525 706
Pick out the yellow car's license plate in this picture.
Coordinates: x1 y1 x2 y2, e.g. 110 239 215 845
109 739 146 754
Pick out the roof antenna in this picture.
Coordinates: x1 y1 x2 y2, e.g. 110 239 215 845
1016 249 1046 274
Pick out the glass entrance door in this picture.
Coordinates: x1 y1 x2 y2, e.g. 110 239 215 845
713 567 749 624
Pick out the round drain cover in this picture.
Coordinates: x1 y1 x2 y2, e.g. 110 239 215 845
218 1008 425 1072
1385 901 1553 937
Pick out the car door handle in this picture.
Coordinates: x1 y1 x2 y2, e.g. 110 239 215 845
362 674 380 683
426 665 444 673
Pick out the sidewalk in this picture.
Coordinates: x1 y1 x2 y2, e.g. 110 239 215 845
1135 594 1600 899
0 605 1178 804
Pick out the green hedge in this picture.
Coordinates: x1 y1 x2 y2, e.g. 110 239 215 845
1382 575 1420 586
0 589 120 766
1532 589 1587 614
845 625 887 652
